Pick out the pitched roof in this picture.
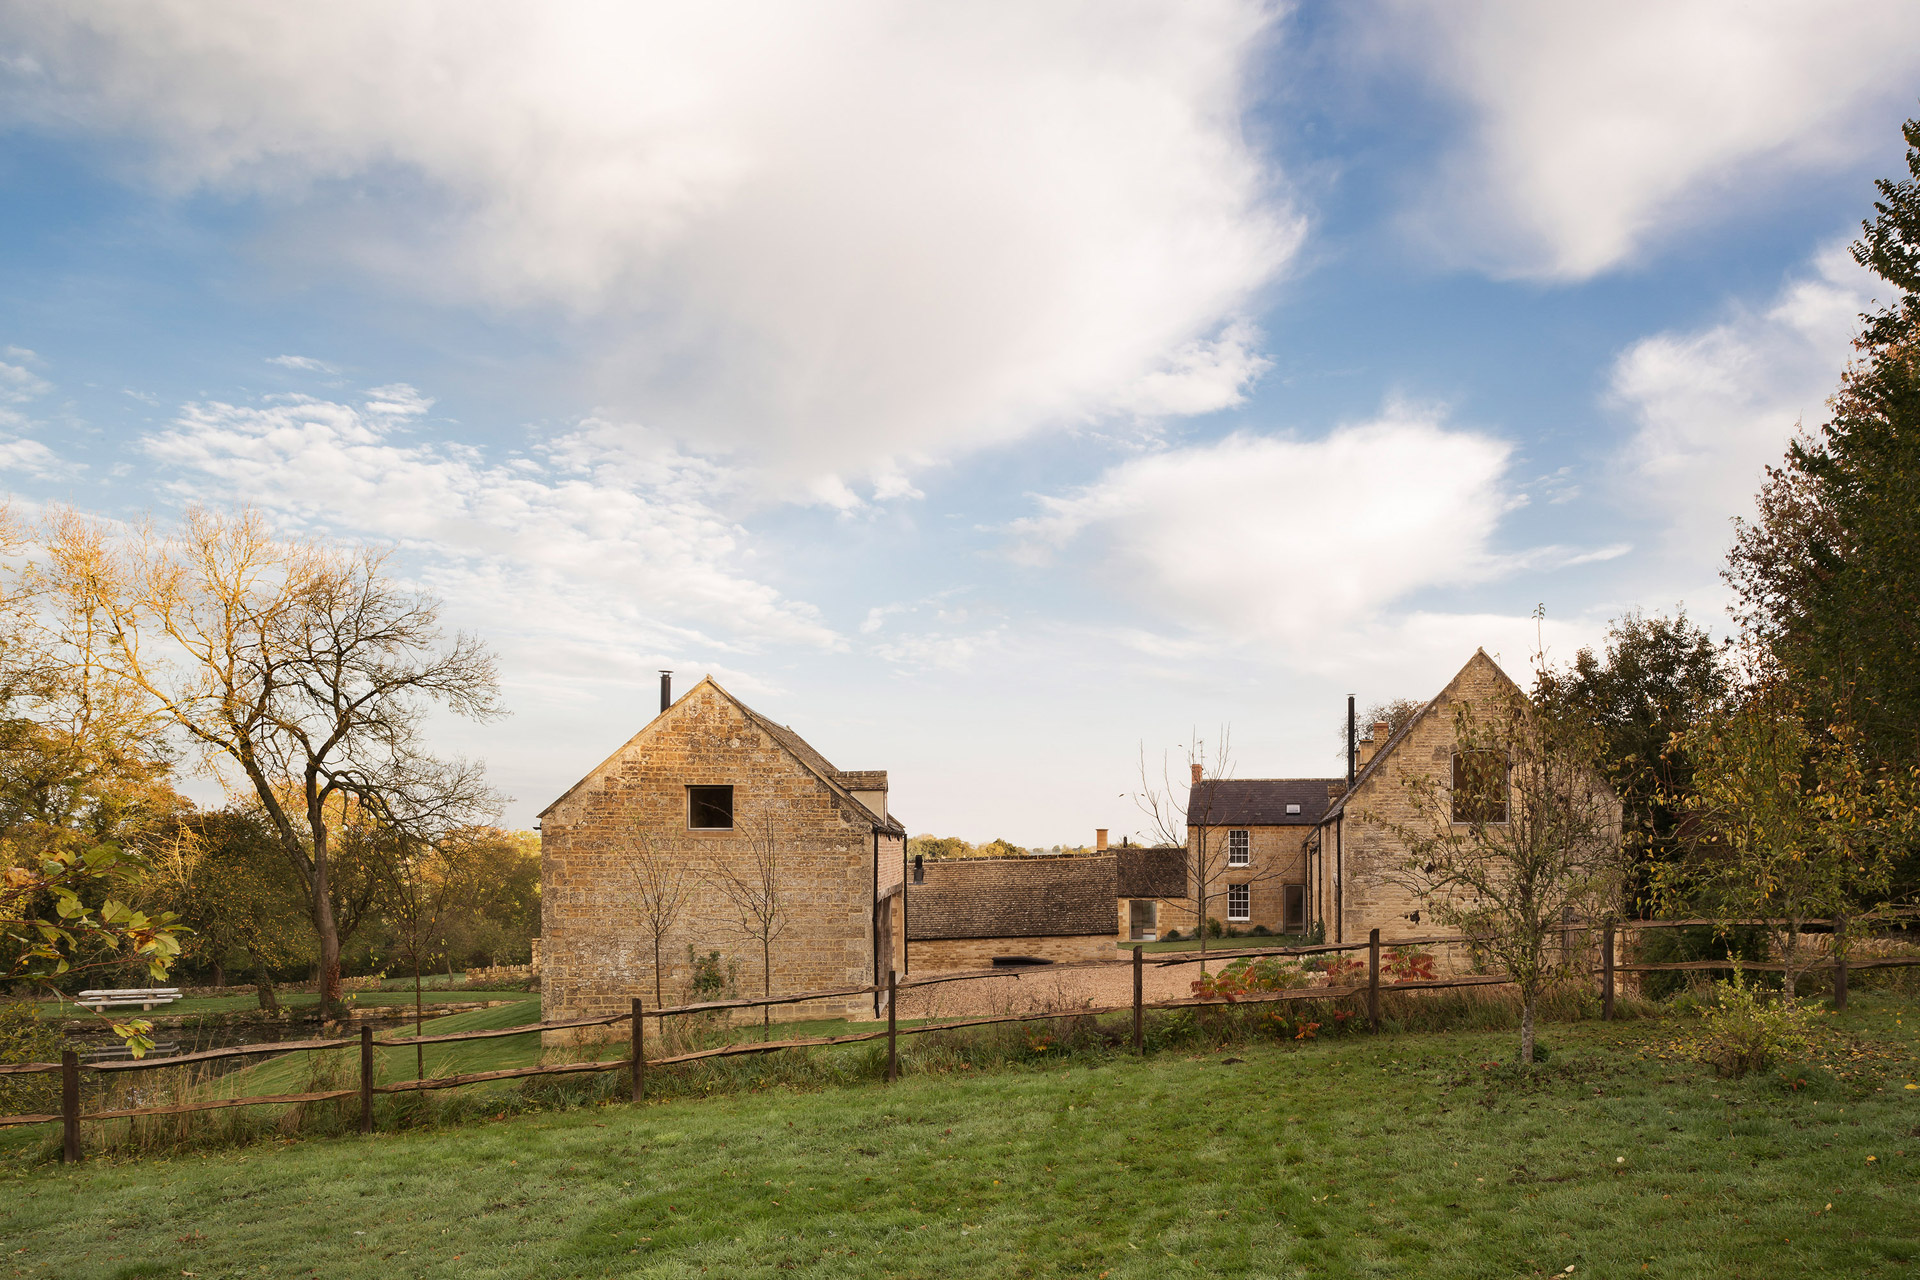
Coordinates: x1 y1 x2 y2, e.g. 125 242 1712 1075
538 676 906 836
1115 845 1187 899
907 856 1117 941
1186 778 1342 827
1318 648 1522 824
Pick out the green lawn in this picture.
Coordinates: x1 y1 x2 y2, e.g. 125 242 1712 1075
38 987 539 1022
3 997 1918 1278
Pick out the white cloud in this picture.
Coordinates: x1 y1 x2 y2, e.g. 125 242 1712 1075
139 387 842 681
1609 242 1871 555
266 354 337 373
1382 0 1920 279
0 355 51 404
1013 408 1525 646
3 2 1300 482
0 437 66 479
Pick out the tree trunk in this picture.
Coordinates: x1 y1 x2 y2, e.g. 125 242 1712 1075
762 938 771 1038
309 806 346 1016
254 961 280 1016
1781 918 1801 1003
414 952 425 1080
211 959 226 989
1520 992 1536 1064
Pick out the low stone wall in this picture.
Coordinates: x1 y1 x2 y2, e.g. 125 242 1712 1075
465 963 538 985
907 933 1116 972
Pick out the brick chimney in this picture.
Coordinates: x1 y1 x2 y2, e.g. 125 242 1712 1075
1095 828 1108 852
1190 762 1203 786
1355 720 1392 768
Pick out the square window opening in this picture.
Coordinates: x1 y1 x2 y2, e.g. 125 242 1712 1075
687 784 735 830
1451 750 1509 824
1227 829 1250 867
1227 883 1250 921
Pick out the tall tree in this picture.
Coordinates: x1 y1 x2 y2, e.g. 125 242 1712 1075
1728 112 1920 789
1388 686 1625 1064
1534 610 1728 915
0 509 183 1026
1666 671 1912 1001
45 506 501 1014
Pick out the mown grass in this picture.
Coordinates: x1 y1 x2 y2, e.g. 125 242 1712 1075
1 994 1917 1278
34 987 540 1022
1124 934 1310 955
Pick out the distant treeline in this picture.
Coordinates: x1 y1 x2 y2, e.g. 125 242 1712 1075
906 835 1098 860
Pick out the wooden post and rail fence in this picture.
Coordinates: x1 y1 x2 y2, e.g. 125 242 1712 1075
4 916 1913 1161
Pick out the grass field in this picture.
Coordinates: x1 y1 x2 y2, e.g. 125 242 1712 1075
37 985 540 1022
3 995 1917 1278
1123 935 1310 955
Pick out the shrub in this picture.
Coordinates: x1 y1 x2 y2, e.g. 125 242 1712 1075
1637 925 1773 1000
1191 956 1311 1001
1251 925 1271 937
1162 928 1181 942
0 1000 63 1116
1205 917 1223 939
1692 970 1825 1077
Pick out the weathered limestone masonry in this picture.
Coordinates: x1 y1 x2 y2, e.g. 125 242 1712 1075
1307 648 1621 965
538 677 905 1040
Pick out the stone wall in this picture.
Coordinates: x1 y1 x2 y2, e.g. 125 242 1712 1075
1311 650 1622 961
539 680 893 1032
907 933 1115 971
1163 824 1310 936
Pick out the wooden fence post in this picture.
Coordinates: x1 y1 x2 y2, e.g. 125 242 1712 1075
60 1049 79 1164
1602 922 1615 1021
1133 945 1144 1055
886 970 897 1083
1833 915 1848 1011
359 1025 373 1135
1367 929 1380 1032
631 998 645 1103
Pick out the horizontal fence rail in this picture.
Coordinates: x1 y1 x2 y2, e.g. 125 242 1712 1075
7 914 1914 1159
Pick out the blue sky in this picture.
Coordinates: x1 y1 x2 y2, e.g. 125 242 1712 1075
3 2 1917 842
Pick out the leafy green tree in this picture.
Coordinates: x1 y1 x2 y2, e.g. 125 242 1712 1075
1535 610 1728 915
1729 113 1920 790
1667 674 1914 1000
148 807 313 1012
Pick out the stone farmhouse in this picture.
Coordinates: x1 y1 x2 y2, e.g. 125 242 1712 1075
1160 649 1619 947
537 675 907 1027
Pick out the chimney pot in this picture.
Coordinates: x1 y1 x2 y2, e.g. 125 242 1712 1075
1190 762 1203 786
1372 720 1390 742
1095 828 1108 852
659 670 673 714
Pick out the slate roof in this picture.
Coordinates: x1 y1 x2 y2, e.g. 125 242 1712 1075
907 856 1117 941
1186 778 1343 827
1115 845 1187 899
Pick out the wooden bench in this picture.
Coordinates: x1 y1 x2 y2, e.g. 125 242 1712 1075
74 988 184 1012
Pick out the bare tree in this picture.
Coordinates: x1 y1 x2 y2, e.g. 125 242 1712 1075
44 506 502 1015
377 830 470 1078
616 826 699 1024
1385 684 1624 1063
712 813 787 1036
1335 698 1423 761
1136 729 1238 964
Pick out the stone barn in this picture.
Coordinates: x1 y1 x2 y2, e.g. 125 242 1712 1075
537 675 907 1028
1304 648 1623 946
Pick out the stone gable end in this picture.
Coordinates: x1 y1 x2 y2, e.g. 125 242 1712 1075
539 680 892 1031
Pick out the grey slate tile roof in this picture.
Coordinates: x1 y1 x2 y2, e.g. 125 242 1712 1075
1115 845 1187 898
907 855 1117 941
1187 778 1343 827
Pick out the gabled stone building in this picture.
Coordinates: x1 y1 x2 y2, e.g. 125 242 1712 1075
1302 648 1623 945
537 676 907 1027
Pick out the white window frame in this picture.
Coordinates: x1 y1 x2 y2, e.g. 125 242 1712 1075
1227 883 1250 921
1227 829 1250 867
